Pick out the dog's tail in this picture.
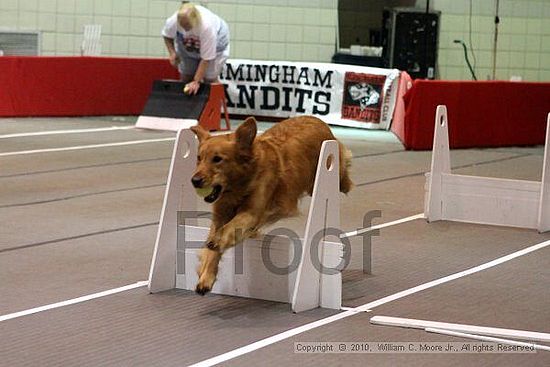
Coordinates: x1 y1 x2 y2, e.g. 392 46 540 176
338 142 354 194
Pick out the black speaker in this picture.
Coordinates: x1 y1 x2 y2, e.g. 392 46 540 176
382 7 440 79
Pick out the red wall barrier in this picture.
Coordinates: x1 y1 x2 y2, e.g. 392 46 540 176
392 80 550 150
0 56 180 117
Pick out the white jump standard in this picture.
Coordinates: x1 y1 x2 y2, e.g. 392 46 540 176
425 105 550 232
148 129 347 313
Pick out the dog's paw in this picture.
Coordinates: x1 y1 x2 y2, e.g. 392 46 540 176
195 275 215 296
249 229 262 238
206 241 218 250
195 284 211 296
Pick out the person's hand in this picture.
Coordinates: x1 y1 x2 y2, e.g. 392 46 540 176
169 52 180 68
184 80 200 95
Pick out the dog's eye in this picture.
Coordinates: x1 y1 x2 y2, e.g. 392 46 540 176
212 155 223 163
197 155 201 161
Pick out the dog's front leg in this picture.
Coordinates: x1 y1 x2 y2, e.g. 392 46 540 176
195 216 227 294
195 247 222 295
214 212 260 252
195 214 258 294
205 221 219 250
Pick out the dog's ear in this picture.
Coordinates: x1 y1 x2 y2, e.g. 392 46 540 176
235 117 257 150
190 125 210 143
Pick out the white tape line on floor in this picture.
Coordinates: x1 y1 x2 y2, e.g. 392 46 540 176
0 281 148 322
353 239 550 312
341 213 425 238
188 239 550 367
2 218 547 365
0 126 135 139
0 213 423 322
0 138 175 157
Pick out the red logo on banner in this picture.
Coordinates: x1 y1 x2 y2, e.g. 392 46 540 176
341 72 386 123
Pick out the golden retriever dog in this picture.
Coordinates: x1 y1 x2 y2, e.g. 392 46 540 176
190 115 353 295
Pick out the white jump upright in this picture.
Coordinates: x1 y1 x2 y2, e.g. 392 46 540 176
425 105 550 232
148 129 198 293
148 129 345 312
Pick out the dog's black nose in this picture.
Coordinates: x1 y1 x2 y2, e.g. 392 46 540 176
191 176 204 188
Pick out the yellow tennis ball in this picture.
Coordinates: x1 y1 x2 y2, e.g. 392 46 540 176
195 186 213 198
184 85 190 94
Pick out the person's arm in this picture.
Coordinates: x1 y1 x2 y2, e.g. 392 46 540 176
184 14 217 95
185 59 210 95
163 36 180 68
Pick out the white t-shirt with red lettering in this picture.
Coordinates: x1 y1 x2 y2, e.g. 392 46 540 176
162 5 229 61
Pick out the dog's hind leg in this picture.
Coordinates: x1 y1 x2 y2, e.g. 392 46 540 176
196 247 222 295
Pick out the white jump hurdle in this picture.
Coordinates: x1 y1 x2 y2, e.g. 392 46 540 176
148 129 346 312
425 105 550 232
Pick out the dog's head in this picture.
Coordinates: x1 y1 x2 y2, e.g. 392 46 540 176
190 117 257 203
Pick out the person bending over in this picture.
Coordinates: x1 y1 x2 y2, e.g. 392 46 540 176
162 2 230 95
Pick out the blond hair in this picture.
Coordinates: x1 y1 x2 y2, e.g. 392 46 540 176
177 3 201 29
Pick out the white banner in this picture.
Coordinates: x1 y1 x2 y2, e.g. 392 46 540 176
219 59 401 130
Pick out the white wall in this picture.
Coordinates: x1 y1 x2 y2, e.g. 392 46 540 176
0 0 338 62
0 0 548 81
433 0 550 81
209 0 337 62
